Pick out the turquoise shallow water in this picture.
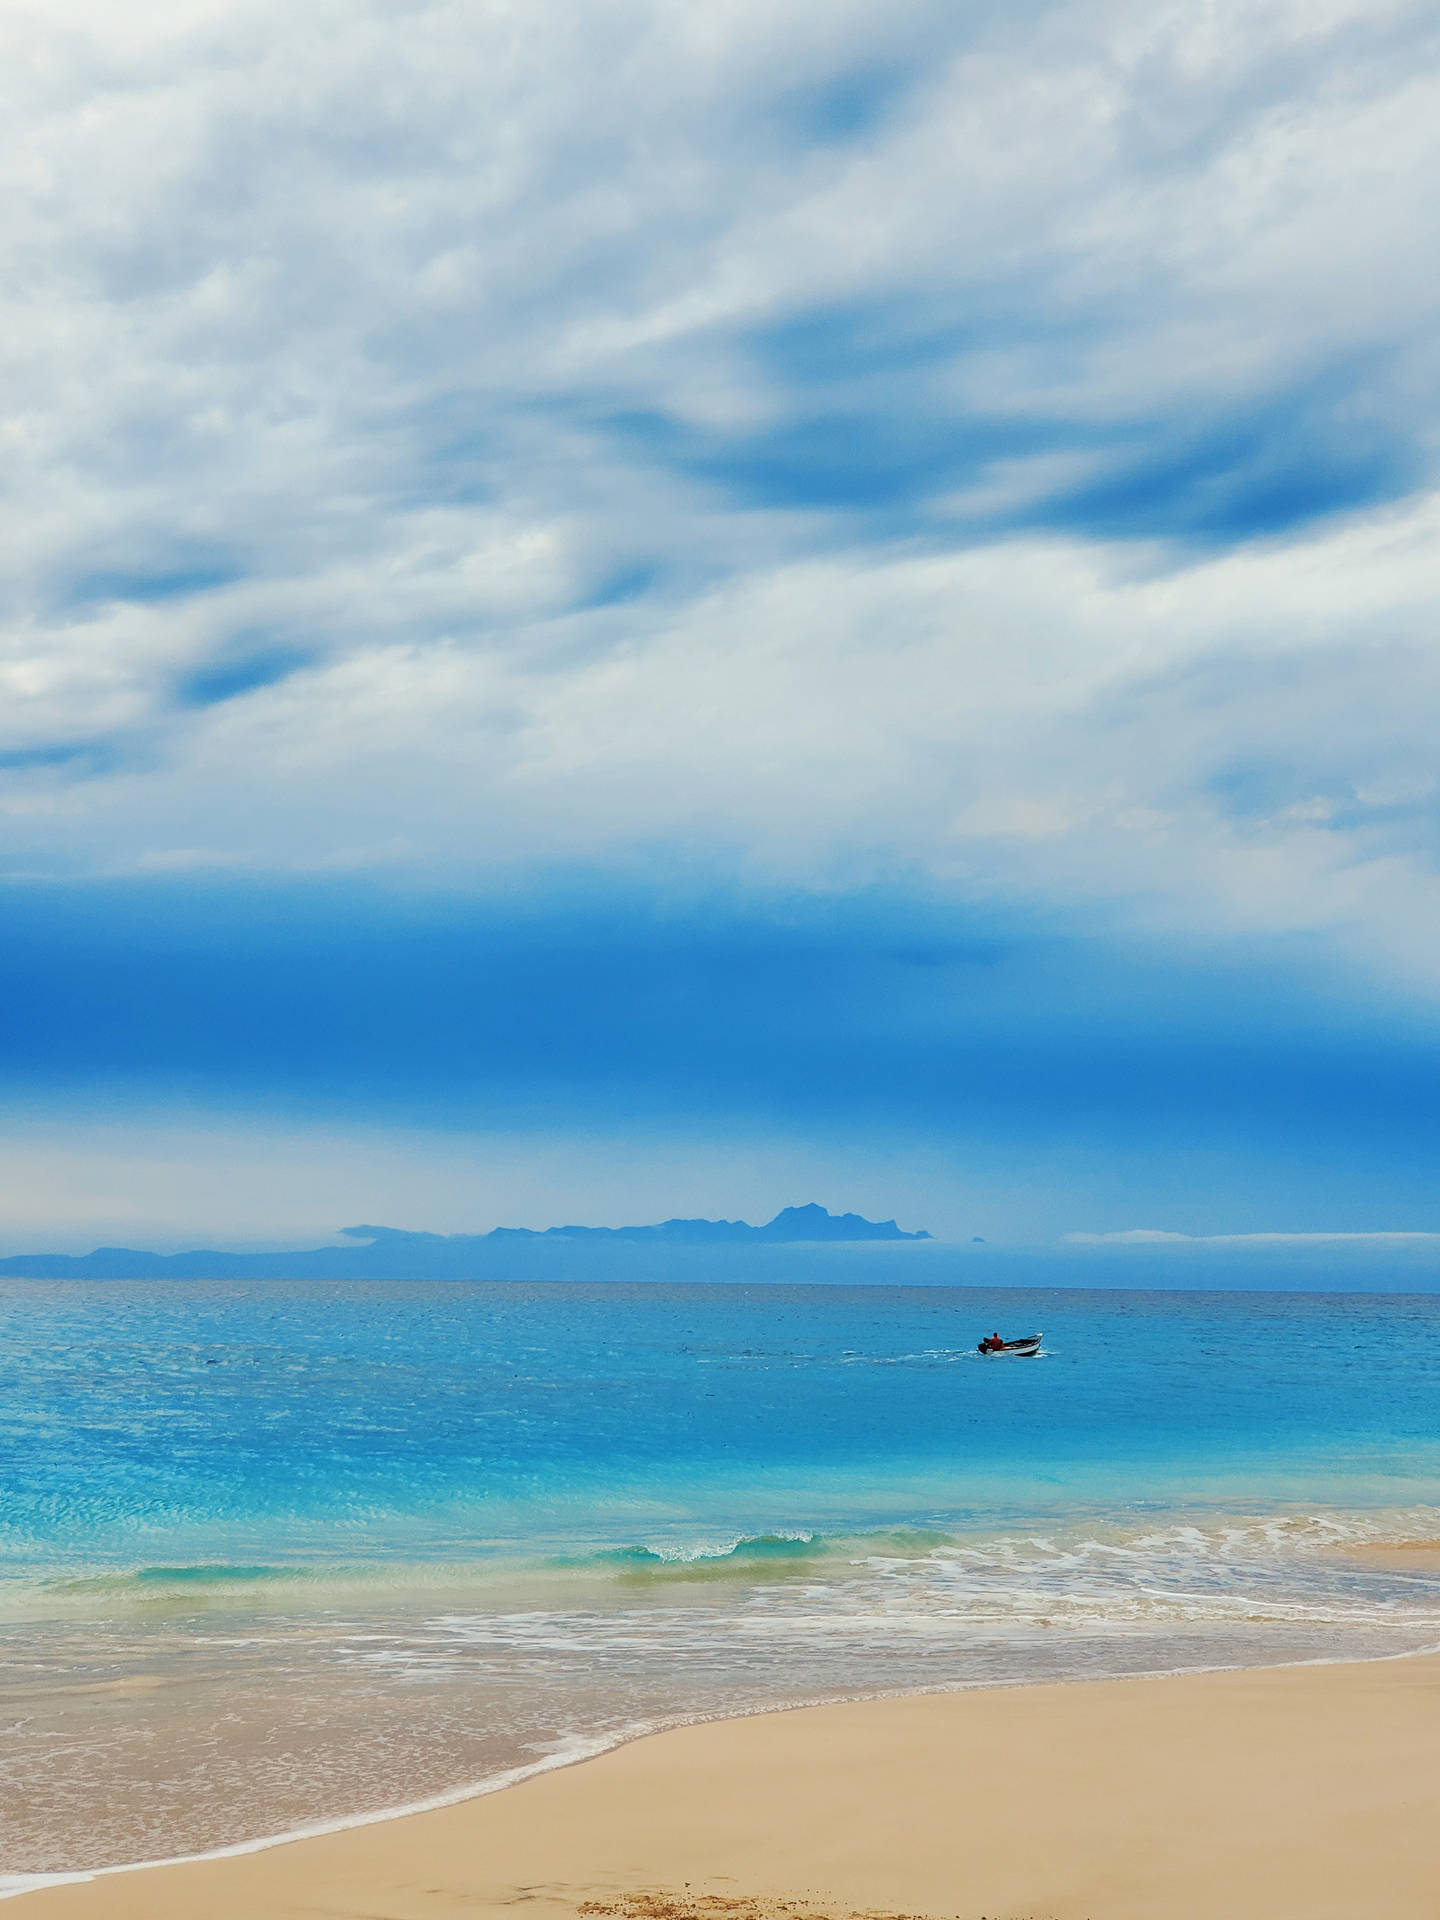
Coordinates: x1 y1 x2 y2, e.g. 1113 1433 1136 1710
3 1278 1440 1881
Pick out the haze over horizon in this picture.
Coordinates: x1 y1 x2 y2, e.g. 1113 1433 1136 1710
4 1 1440 1261
13 1206 1440 1290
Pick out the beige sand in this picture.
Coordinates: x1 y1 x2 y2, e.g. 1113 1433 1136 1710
1338 1540 1440 1572
17 1654 1440 1920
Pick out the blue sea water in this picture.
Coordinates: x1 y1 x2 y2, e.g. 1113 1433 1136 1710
3 1278 1440 1883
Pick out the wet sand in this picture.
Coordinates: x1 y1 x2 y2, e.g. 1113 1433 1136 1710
15 1652 1440 1920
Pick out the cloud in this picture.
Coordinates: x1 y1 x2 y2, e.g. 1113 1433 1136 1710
11 495 1431 1001
1066 1230 1440 1245
0 0 1438 956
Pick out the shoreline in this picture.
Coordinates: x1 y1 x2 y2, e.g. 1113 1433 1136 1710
0 1726 631 1905
11 1644 1440 1919
0 1652 1387 1898
9 1516 1438 1887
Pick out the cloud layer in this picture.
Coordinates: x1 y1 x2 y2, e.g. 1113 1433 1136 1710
4 6 1440 894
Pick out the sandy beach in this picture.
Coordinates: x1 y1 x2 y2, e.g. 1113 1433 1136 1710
15 1650 1440 1920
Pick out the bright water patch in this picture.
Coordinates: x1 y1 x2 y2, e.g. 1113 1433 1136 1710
2 1279 1439 1876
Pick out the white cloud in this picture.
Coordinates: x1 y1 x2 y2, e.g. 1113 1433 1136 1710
2 0 1440 990
8 496 1433 993
1066 1229 1440 1245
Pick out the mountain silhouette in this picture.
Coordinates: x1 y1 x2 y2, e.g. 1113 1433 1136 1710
0 1205 930 1279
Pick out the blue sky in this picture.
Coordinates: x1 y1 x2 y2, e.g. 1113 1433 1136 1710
3 0 1440 1253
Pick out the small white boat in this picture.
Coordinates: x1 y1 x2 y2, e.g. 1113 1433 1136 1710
977 1333 1042 1356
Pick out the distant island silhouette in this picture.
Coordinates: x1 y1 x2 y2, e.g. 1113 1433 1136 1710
0 1204 931 1280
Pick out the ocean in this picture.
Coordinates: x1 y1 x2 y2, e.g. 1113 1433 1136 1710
3 1277 1439 1890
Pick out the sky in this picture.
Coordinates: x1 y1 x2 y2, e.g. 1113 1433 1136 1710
3 0 1440 1255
